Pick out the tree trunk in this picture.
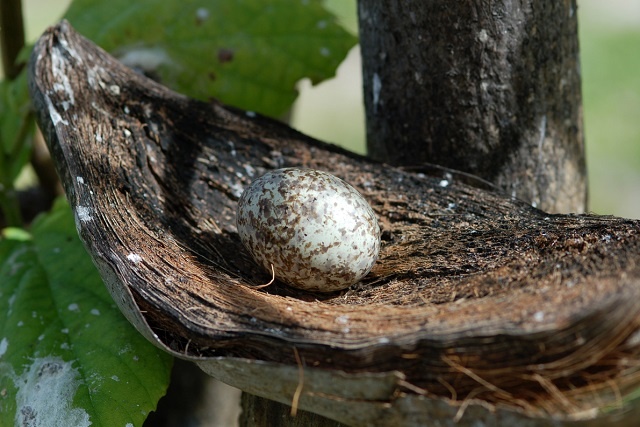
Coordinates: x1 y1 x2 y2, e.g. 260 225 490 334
358 0 587 214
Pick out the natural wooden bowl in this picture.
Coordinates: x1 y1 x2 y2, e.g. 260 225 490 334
29 21 640 426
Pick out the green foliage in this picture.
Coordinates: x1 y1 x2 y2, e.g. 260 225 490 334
0 72 34 226
580 27 640 217
0 72 32 182
0 199 173 426
581 29 640 163
64 0 357 117
0 1 356 423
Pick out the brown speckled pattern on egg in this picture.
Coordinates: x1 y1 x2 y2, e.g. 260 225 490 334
236 168 381 292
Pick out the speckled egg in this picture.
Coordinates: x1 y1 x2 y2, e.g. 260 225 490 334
236 168 381 292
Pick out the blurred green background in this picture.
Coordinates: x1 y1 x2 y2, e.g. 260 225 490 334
19 0 640 219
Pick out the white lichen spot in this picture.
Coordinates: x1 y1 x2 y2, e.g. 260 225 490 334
477 29 489 43
196 7 210 22
38 334 45 341
68 304 79 312
127 253 143 263
126 423 134 427
109 85 121 96
377 337 390 344
95 133 103 143
86 65 101 89
52 83 75 111
372 73 382 112
17 321 24 327
76 206 93 222
13 357 92 427
60 342 70 350
439 179 449 188
319 47 330 57
57 37 83 63
316 20 327 29
90 309 100 316
123 129 132 137
533 311 545 322
76 176 85 185
44 94 69 126
50 48 76 111
245 110 256 118
111 375 120 382
61 328 69 334
0 337 8 358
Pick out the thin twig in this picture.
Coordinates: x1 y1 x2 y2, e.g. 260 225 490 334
254 263 275 289
442 355 512 399
290 346 304 416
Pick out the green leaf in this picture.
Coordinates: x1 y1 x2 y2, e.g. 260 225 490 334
0 72 33 183
64 0 358 117
0 198 173 427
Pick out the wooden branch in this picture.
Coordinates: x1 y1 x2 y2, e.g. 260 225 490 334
29 21 640 426
358 0 586 214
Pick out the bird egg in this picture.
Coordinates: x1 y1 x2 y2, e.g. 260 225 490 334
236 168 380 292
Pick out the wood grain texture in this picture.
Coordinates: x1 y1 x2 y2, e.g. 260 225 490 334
29 21 640 426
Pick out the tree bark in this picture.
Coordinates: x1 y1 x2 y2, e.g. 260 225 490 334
358 0 587 214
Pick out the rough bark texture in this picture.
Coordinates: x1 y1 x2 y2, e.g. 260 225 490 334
29 22 640 426
358 0 587 214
